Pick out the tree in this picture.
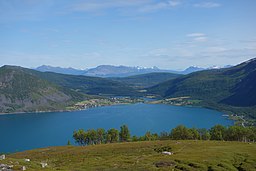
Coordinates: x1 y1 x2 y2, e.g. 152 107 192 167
170 125 192 140
151 133 159 141
247 127 256 142
87 129 97 145
226 126 241 141
67 140 71 146
189 128 200 140
119 125 130 142
97 128 105 144
198 128 211 140
73 129 86 146
210 125 226 140
106 128 119 143
226 126 254 142
145 131 152 141
132 135 139 142
159 131 169 140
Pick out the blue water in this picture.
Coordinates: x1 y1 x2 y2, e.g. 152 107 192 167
0 103 233 153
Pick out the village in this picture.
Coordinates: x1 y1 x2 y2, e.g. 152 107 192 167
148 97 201 106
70 97 145 110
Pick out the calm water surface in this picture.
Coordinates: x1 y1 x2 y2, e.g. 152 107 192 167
0 103 233 153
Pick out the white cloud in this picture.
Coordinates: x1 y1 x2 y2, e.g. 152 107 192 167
205 47 228 53
193 36 208 42
194 2 221 8
239 39 256 50
187 33 206 37
168 0 181 7
138 0 181 13
71 0 151 12
71 0 182 14
186 33 208 42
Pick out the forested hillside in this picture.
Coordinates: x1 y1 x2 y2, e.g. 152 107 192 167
0 66 85 113
110 72 181 88
148 58 256 120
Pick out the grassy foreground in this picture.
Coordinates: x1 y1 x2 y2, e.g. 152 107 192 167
3 140 256 170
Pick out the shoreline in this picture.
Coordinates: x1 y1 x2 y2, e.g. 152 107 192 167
0 109 72 116
147 101 238 126
0 97 146 116
0 102 141 116
0 100 240 126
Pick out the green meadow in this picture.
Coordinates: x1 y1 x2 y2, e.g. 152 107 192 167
2 140 256 170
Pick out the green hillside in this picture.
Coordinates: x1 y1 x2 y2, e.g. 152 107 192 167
0 65 143 113
3 140 256 170
110 72 181 88
31 70 140 96
0 66 85 113
148 58 256 121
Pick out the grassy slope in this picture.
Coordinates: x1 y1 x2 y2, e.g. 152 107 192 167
4 140 256 170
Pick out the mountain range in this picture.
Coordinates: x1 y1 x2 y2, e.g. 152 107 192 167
34 65 224 77
1 58 255 123
36 65 85 75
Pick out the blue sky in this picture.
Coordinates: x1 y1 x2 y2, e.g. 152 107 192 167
0 0 256 70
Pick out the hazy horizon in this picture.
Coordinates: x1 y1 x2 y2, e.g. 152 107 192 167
1 0 255 70
0 59 251 71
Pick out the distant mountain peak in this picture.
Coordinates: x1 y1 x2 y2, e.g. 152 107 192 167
33 62 236 77
208 65 221 69
84 65 162 77
35 65 85 75
181 66 205 74
244 57 256 63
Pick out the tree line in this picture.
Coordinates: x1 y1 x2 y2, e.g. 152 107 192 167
73 124 256 146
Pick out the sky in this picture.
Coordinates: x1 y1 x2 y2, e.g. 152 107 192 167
0 0 256 70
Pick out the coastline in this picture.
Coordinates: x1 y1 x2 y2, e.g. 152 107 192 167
147 99 238 126
0 98 243 127
0 109 71 116
0 100 144 116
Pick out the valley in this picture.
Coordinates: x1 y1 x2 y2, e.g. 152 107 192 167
1 1 255 170
0 58 256 125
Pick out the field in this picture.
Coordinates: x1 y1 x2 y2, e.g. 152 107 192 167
2 140 256 170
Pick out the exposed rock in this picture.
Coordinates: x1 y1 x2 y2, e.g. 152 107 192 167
21 166 26 170
162 151 173 155
0 163 13 171
24 159 30 162
41 162 48 168
0 155 5 160
155 161 176 167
